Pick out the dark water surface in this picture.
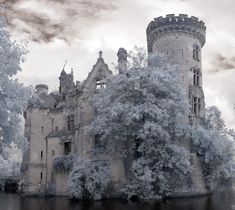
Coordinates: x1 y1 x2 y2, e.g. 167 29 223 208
0 190 235 210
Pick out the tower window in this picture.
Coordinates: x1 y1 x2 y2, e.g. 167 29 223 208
64 142 71 155
193 45 200 61
40 151 43 159
192 97 201 117
40 172 43 180
193 69 200 86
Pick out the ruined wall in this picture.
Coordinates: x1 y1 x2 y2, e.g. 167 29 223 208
22 109 52 194
46 136 69 195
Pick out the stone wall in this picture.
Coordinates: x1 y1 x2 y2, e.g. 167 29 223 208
22 109 52 194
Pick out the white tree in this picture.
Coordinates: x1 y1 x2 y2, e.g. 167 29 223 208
68 156 111 200
0 19 31 154
52 154 73 172
192 106 235 190
89 48 235 200
0 155 20 189
203 106 225 131
58 47 234 200
90 52 193 199
127 46 147 69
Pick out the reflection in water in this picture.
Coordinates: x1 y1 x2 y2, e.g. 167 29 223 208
0 190 234 210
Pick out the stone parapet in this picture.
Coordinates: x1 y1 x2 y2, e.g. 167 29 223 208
147 14 206 53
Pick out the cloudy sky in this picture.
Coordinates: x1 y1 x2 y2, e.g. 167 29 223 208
1 0 235 128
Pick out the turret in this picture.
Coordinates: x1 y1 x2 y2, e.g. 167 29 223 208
117 48 127 74
146 14 206 119
59 69 74 100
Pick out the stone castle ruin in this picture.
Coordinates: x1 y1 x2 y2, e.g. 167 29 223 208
21 14 207 196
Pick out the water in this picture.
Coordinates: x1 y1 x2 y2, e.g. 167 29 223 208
0 190 235 210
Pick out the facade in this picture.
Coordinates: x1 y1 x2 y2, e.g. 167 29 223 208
21 14 207 196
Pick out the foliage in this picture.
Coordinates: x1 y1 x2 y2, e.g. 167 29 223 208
0 19 31 154
202 106 225 131
55 47 234 201
0 155 20 189
91 54 190 156
89 47 235 200
52 154 74 172
192 106 235 190
90 50 193 199
126 144 192 200
68 156 111 200
127 46 147 69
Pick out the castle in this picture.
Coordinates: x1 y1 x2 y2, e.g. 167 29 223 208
21 14 207 196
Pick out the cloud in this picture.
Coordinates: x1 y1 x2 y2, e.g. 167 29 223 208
209 54 235 73
3 0 235 129
0 0 118 43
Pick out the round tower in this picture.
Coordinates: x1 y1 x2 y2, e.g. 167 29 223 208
146 14 206 119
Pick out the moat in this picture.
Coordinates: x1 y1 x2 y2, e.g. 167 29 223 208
0 190 235 210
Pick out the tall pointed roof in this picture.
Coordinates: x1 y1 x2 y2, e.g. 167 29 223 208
81 50 112 91
60 60 68 76
60 69 66 76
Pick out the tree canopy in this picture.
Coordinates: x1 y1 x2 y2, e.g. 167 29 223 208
62 47 235 201
89 48 235 199
0 20 31 155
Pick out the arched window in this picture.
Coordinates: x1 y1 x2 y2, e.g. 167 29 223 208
192 97 201 116
193 45 200 61
193 69 200 86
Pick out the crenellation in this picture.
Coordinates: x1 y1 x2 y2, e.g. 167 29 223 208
191 16 199 22
147 14 206 53
179 14 188 18
166 14 175 19
154 16 162 21
148 14 205 30
199 20 205 27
